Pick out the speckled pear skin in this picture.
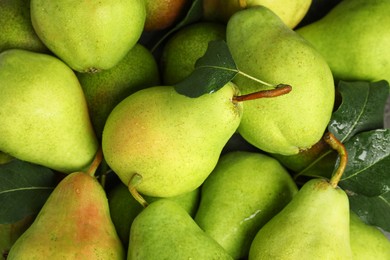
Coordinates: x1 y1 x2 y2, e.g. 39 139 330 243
249 178 353 260
7 172 125 260
102 82 242 197
195 151 298 259
227 6 335 156
128 199 233 260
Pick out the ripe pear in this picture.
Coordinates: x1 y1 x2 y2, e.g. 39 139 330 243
128 199 233 260
30 0 146 72
226 6 335 155
195 151 298 259
107 182 200 247
248 178 353 260
102 82 242 198
77 43 160 138
7 172 125 259
203 0 312 28
0 49 98 173
0 0 48 53
160 22 226 85
349 212 390 259
296 0 390 83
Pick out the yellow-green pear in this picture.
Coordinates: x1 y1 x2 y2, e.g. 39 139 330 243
128 199 233 260
226 6 335 155
30 0 146 72
203 0 312 28
248 178 353 260
0 49 98 173
102 82 242 198
195 151 298 259
350 212 390 259
7 172 125 259
296 0 390 83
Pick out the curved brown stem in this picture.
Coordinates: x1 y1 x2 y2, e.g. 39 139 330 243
86 147 103 177
233 84 292 102
128 173 149 208
323 132 348 188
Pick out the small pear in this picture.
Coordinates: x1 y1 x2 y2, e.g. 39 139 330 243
128 199 233 260
248 178 353 259
30 0 146 72
226 6 335 155
296 0 390 83
102 82 242 198
0 49 98 173
195 151 298 259
7 172 125 259
350 212 390 260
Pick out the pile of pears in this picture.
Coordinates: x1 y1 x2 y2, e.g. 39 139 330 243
1 0 389 259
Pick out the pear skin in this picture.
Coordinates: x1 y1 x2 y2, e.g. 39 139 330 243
7 172 125 259
249 178 353 260
102 82 242 197
195 151 298 259
226 6 335 156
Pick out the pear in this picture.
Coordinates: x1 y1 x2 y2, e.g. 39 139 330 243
108 182 200 247
226 6 335 155
195 151 298 259
0 0 48 53
203 0 312 28
0 49 98 173
160 22 226 85
248 178 353 260
349 211 390 259
102 82 242 198
30 0 146 72
296 0 390 83
77 43 160 138
7 172 125 259
128 199 233 260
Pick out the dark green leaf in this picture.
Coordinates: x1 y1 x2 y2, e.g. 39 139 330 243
174 40 238 97
0 160 57 224
328 80 389 142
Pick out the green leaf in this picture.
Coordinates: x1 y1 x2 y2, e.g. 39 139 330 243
0 160 57 224
174 40 238 97
328 80 389 142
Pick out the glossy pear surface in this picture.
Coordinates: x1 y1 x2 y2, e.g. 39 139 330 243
30 0 146 72
227 6 335 155
7 172 125 259
195 151 298 259
296 0 390 83
102 83 242 197
0 49 98 173
128 199 233 260
249 178 353 260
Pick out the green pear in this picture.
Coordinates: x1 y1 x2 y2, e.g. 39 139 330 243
296 0 390 83
102 82 242 198
0 152 14 165
203 0 312 28
108 182 200 247
350 211 390 259
160 22 226 85
248 178 353 260
30 0 146 72
195 151 298 259
128 199 233 260
0 0 48 53
226 6 335 156
77 43 160 138
7 172 125 259
0 49 98 173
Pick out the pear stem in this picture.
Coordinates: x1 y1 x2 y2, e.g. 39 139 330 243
86 147 103 177
128 174 149 208
323 132 348 188
233 84 292 102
